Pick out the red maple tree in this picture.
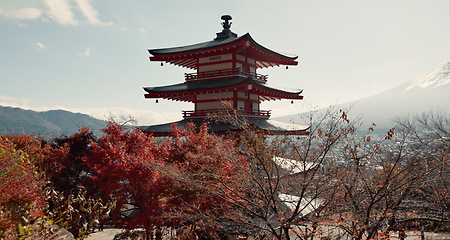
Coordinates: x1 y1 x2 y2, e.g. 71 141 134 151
84 122 246 239
0 135 46 239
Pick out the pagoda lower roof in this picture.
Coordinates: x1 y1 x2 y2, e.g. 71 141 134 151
149 33 298 69
143 76 303 102
139 118 310 137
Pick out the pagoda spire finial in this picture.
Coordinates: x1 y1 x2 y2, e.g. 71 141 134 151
221 15 232 29
215 15 237 40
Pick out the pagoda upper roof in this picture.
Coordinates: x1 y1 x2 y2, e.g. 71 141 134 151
143 76 303 102
149 33 298 69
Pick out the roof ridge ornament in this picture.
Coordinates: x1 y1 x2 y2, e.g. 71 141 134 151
221 15 232 30
214 15 238 40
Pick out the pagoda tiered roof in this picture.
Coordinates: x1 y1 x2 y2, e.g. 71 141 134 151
140 118 310 137
149 33 298 69
141 15 308 136
143 76 303 102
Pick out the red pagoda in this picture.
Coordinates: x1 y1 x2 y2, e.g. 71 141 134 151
142 15 308 136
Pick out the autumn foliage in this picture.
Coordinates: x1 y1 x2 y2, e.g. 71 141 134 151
83 122 247 239
0 135 46 239
0 110 448 240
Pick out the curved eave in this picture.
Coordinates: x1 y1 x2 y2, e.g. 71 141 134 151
149 33 298 69
140 119 310 136
244 33 298 68
143 77 303 102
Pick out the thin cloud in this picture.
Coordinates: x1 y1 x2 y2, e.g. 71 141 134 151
34 42 47 52
74 0 112 26
17 22 29 28
79 47 91 57
4 104 179 126
0 94 30 107
73 107 180 125
1 0 112 27
0 94 178 126
44 0 79 26
139 27 146 33
0 8 42 20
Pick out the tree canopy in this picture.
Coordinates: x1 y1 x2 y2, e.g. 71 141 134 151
0 110 448 239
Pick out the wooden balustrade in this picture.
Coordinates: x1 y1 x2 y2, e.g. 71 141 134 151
185 68 267 83
182 109 271 119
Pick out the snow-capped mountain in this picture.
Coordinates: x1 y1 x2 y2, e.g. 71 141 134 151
276 59 450 133
404 58 450 91
374 58 450 115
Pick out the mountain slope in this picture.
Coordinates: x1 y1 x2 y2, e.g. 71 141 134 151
404 59 450 91
276 58 450 133
0 106 107 137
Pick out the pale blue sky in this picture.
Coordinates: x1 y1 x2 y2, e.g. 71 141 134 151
1 0 449 125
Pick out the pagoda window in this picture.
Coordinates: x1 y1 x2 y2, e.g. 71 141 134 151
198 53 232 64
237 91 247 99
196 101 233 110
196 92 233 101
198 62 233 72
252 102 259 111
249 94 258 101
237 100 244 109
198 54 233 73
236 54 245 62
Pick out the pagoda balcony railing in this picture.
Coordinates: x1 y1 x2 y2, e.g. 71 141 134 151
182 108 271 119
185 68 268 83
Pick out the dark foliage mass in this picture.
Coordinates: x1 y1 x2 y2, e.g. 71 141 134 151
0 110 448 239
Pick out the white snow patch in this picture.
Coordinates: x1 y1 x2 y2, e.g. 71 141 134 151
272 156 316 174
404 59 450 92
267 120 309 131
278 193 324 216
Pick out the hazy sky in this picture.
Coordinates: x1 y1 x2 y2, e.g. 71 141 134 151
1 0 449 125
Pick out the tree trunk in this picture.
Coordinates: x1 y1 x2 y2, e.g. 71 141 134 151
283 226 291 240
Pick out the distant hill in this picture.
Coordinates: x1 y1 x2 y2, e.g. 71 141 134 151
0 106 107 138
276 58 450 135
